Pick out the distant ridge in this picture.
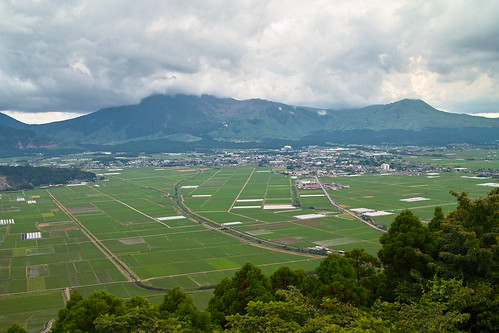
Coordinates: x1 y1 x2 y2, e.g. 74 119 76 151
0 94 498 155
0 112 29 129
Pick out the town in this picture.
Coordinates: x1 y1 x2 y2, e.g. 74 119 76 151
6 143 497 179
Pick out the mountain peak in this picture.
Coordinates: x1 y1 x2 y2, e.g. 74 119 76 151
390 98 432 108
7 94 497 152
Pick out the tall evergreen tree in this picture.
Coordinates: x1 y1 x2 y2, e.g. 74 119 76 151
378 209 437 299
207 262 273 327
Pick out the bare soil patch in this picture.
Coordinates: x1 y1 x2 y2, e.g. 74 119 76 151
294 219 325 227
46 226 79 232
27 265 49 278
119 237 146 245
250 222 291 228
273 237 301 245
68 206 99 214
246 230 272 236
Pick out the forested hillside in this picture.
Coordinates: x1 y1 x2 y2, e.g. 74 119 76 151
7 188 498 332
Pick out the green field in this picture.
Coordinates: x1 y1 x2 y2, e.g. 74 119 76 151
325 173 496 227
0 153 497 331
182 167 383 254
0 167 326 331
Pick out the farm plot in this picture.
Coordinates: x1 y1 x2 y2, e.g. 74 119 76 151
47 167 325 290
0 290 65 332
181 167 385 255
232 214 382 254
0 166 330 330
183 167 257 211
323 172 496 226
397 148 499 171
0 189 128 296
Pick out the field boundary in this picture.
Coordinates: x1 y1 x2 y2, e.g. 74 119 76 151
172 175 330 258
87 185 171 229
46 190 139 282
229 167 256 211
315 176 387 233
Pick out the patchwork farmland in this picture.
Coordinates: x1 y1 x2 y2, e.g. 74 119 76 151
0 164 496 331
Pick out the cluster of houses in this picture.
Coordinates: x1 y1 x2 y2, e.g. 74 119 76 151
295 179 350 190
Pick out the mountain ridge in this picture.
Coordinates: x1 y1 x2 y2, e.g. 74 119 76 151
0 94 498 155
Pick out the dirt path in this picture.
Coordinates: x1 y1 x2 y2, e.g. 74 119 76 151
229 167 256 211
41 319 55 333
63 287 70 302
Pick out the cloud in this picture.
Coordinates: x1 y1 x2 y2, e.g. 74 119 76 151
1 110 82 124
0 0 498 118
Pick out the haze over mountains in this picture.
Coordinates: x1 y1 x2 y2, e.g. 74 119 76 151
1 94 498 156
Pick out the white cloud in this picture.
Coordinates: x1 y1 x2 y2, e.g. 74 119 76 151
0 0 497 116
472 113 499 119
1 111 82 124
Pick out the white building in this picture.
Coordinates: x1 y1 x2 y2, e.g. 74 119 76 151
381 163 390 170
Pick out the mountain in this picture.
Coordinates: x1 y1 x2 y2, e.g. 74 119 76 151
0 113 76 157
0 125 65 156
1 95 498 155
0 112 29 129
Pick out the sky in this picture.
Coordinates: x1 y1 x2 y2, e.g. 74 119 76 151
1 0 498 124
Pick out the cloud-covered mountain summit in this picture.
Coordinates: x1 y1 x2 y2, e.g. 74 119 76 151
1 94 498 155
25 94 499 149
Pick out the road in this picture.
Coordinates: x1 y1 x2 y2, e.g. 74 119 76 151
314 176 387 233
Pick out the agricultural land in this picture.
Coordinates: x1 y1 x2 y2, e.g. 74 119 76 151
0 145 497 331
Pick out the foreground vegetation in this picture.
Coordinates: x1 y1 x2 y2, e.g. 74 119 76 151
7 188 498 332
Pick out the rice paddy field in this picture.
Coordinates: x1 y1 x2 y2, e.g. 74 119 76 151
0 167 324 331
183 167 383 255
0 151 497 331
324 172 496 227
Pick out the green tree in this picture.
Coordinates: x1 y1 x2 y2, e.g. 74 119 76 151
207 262 273 327
94 308 182 333
429 206 445 232
436 189 499 283
5 323 27 333
52 290 125 333
227 287 392 332
377 209 437 299
344 248 384 304
372 299 468 332
159 287 212 331
313 253 369 306
226 287 317 332
270 266 307 293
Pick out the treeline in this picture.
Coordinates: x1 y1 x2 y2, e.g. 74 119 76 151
7 188 498 332
0 166 96 190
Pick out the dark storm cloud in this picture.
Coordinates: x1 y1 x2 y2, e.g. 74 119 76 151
0 0 498 122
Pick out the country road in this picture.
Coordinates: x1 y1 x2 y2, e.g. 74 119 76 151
314 176 387 233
